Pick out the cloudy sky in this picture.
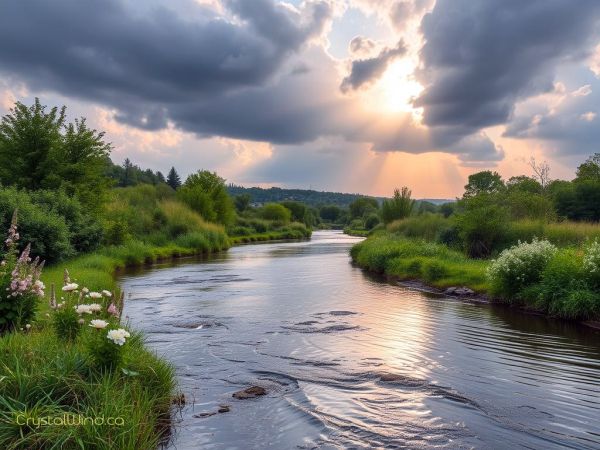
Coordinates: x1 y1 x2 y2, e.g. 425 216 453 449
1 0 600 197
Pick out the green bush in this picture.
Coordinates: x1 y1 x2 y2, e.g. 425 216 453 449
0 187 73 262
364 213 380 230
454 196 510 258
259 203 291 223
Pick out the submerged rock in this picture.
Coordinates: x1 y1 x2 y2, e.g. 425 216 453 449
232 386 267 399
218 404 231 413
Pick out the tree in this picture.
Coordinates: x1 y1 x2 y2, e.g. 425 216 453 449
529 157 552 190
156 171 166 183
234 194 251 212
349 197 378 218
463 171 504 198
319 205 341 221
122 158 137 186
166 167 181 190
439 202 456 218
0 99 111 212
259 203 291 223
506 176 542 194
280 201 306 222
381 187 415 224
177 170 235 225
575 153 600 182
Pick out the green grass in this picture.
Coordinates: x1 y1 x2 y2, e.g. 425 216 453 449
229 229 310 244
0 327 175 449
351 232 489 292
343 229 370 237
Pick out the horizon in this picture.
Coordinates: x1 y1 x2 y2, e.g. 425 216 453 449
2 0 600 198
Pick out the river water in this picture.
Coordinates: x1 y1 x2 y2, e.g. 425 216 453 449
121 231 600 449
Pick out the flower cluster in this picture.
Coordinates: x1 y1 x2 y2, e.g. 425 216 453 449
0 212 46 332
487 239 557 297
107 328 130 346
583 240 600 274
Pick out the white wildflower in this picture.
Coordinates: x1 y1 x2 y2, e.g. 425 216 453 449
102 290 112 297
89 319 109 329
88 292 102 299
62 283 79 292
75 304 92 315
107 328 131 346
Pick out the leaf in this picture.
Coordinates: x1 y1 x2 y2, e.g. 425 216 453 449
121 368 140 377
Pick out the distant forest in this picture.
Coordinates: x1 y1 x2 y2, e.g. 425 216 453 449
227 185 387 207
104 158 452 207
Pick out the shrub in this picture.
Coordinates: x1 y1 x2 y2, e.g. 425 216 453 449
259 203 291 223
0 187 73 262
487 239 557 301
364 213 380 230
454 197 510 258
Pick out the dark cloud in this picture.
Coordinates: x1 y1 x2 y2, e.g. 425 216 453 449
415 0 600 144
349 36 377 56
504 79 600 156
341 40 406 92
0 0 334 138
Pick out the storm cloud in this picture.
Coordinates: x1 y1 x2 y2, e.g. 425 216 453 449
0 0 334 135
416 0 600 144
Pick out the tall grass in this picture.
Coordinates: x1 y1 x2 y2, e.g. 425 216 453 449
387 213 450 241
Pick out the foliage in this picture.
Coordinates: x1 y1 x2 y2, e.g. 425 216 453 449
381 187 415 224
364 213 380 230
349 197 379 219
0 99 111 213
259 203 291 223
228 185 384 208
319 205 342 222
463 170 504 198
454 194 510 258
0 187 74 262
177 170 235 226
487 239 557 300
107 158 167 187
234 194 251 212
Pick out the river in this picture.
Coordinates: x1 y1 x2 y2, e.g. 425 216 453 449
121 231 600 449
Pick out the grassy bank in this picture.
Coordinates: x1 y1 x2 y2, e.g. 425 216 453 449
350 232 488 292
351 230 600 321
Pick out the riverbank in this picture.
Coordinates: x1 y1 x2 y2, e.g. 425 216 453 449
351 231 600 322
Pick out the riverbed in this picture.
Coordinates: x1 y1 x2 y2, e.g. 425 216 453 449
121 231 600 449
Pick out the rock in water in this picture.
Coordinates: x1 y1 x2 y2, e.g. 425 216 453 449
232 386 267 399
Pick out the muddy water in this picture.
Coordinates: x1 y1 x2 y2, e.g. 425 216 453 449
121 231 600 449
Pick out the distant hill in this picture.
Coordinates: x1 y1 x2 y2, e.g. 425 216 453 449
227 185 455 208
227 185 385 207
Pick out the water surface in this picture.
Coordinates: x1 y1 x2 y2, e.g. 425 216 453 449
121 231 600 449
